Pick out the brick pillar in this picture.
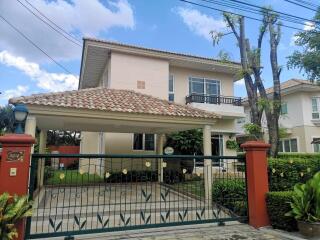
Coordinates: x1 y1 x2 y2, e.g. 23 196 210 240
241 141 270 228
0 134 35 240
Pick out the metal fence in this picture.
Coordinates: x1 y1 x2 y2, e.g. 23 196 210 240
26 154 247 239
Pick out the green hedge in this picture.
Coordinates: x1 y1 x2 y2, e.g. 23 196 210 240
266 191 297 231
268 158 320 191
277 153 320 160
212 179 247 216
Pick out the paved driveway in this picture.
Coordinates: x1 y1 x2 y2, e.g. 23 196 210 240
46 223 304 240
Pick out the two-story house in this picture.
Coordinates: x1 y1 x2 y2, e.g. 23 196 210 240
237 79 320 153
78 39 244 157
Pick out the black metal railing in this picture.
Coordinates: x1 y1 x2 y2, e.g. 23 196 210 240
186 94 242 106
26 154 247 239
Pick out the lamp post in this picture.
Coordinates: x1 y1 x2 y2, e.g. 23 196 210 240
13 104 29 134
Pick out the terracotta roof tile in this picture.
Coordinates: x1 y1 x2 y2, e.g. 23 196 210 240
10 88 220 120
265 78 315 94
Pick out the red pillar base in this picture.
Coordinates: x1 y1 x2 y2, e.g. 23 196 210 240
241 141 271 228
0 134 35 240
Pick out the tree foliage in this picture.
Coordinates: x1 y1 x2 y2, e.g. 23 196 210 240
165 129 203 155
0 105 14 135
287 10 320 82
47 130 81 146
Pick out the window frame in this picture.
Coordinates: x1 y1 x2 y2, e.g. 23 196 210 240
312 136 320 152
280 102 288 115
168 74 174 102
189 76 221 96
132 133 156 151
311 97 320 119
278 138 298 152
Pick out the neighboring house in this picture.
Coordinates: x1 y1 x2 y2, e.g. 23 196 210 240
236 79 320 153
79 39 244 156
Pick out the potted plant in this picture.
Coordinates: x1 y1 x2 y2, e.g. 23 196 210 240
0 192 33 240
286 172 320 238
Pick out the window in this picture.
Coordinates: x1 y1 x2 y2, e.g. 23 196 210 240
278 138 298 152
312 97 320 119
133 133 143 150
313 138 320 152
145 134 155 150
189 77 220 96
169 74 174 101
133 133 155 151
280 102 288 115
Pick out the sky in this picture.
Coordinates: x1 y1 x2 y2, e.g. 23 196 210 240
0 0 314 106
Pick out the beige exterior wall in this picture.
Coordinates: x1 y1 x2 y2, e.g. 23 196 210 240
170 66 235 105
108 52 169 99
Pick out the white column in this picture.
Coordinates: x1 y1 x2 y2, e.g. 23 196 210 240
25 115 36 153
38 130 47 188
203 125 212 205
156 133 165 183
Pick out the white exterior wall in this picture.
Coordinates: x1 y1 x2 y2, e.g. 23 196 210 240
81 52 241 157
238 91 320 153
108 52 169 99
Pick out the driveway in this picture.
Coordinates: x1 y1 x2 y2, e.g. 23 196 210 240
43 223 305 240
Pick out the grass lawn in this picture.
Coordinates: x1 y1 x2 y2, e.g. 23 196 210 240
46 170 104 185
170 180 205 198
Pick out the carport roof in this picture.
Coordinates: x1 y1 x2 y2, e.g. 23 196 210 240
10 88 220 120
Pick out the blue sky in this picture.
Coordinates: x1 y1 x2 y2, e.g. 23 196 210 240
0 0 313 105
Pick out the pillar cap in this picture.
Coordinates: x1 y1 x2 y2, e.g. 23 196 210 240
241 141 270 150
0 134 35 144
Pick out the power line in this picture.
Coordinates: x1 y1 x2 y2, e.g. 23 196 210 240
177 0 305 31
200 0 312 27
23 0 82 44
283 0 317 11
227 0 319 24
16 0 82 47
0 14 74 75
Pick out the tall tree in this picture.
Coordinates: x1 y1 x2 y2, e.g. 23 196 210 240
213 9 282 156
287 9 320 82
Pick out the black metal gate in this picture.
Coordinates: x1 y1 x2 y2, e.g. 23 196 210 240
26 154 247 239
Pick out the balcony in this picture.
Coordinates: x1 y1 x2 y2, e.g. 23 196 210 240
186 94 242 106
186 94 244 118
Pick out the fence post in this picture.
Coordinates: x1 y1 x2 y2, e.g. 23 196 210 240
0 134 35 240
241 141 270 228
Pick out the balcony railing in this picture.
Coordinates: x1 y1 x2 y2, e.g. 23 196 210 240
186 94 242 106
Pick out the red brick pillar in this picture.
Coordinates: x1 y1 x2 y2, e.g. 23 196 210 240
241 141 270 228
0 134 35 240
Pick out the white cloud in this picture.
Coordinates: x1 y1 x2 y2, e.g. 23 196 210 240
304 21 315 31
177 8 226 41
235 78 245 86
0 0 135 63
1 85 29 100
0 51 78 92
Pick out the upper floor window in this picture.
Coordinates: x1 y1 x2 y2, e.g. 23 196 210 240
312 97 320 119
169 74 174 102
133 133 155 151
278 138 298 152
189 77 220 96
280 102 288 115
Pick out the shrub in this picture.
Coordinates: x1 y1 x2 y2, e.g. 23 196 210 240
277 153 320 160
268 158 320 191
212 179 247 216
286 172 320 223
266 191 297 231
